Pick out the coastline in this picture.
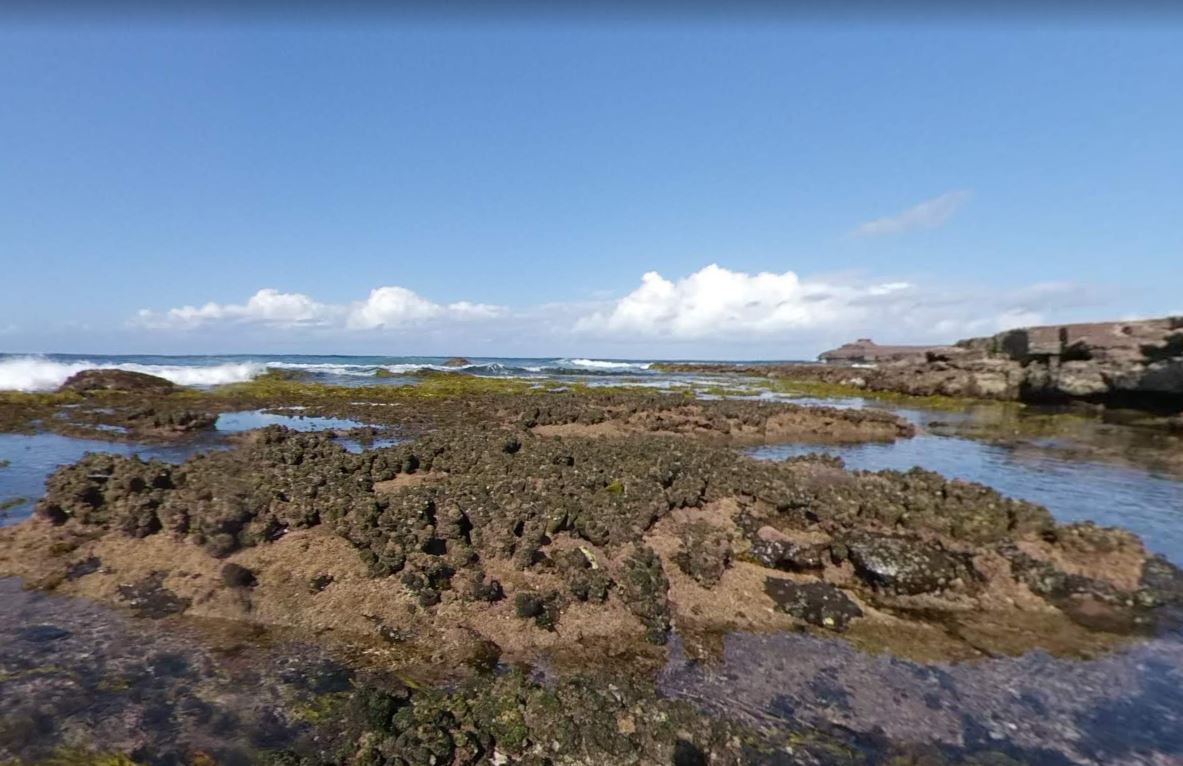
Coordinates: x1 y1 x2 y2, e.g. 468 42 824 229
2 368 1183 763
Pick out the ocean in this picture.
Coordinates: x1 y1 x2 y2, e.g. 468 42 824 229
0 353 677 392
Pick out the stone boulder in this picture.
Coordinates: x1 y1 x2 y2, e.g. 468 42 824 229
58 369 177 394
764 579 863 631
845 535 972 595
441 357 472 368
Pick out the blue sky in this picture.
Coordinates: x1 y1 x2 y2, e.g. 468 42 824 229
1 15 1180 359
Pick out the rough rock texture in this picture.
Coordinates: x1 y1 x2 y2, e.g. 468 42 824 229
764 579 864 631
826 317 1183 409
441 357 472 367
5 424 1180 663
57 369 178 394
819 338 959 364
673 317 1183 411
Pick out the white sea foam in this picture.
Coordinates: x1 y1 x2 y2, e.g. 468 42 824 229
565 358 653 371
0 356 264 391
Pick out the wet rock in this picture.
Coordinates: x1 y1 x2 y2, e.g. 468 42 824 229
749 537 825 572
442 357 472 367
65 556 102 580
764 579 863 632
554 548 612 602
57 369 177 394
673 522 732 587
619 545 672 644
514 591 561 630
126 407 217 436
1138 555 1183 607
116 574 190 618
466 576 505 603
846 535 972 595
221 563 258 588
1001 545 1117 603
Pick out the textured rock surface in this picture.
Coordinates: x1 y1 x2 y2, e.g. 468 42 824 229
57 369 177 394
679 317 1183 410
5 424 1180 663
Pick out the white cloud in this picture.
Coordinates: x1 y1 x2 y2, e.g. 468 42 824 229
136 288 333 329
127 265 1106 357
852 190 971 237
136 286 504 332
573 264 1096 347
574 264 912 339
345 287 503 330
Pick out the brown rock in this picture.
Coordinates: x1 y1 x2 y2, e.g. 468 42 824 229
58 369 177 394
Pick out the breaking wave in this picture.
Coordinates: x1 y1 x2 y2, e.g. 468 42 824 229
0 356 264 392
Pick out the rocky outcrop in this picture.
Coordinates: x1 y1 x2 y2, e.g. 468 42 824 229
9 424 1181 663
57 369 177 394
810 317 1183 410
819 338 959 364
441 357 472 367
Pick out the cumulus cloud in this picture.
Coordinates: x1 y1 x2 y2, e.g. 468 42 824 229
573 264 1094 347
137 288 333 329
136 286 504 332
852 190 972 237
127 265 1104 356
346 287 503 330
574 264 912 338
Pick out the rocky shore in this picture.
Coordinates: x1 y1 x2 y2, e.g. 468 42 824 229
2 370 1182 764
663 317 1183 415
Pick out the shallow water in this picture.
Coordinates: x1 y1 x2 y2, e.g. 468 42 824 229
660 627 1183 765
0 578 354 764
750 433 1183 565
0 410 387 525
214 409 367 433
0 433 213 525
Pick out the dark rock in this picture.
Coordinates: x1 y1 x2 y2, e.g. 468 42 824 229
460 636 502 673
673 522 732 587
57 369 177 394
117 574 190 618
1138 555 1183 607
65 556 101 580
764 579 863 631
750 538 825 572
1001 545 1115 603
307 573 334 593
513 591 561 630
554 548 612 602
441 357 472 368
126 407 217 436
846 535 970 595
18 624 71 643
221 563 257 588
619 545 671 644
467 577 505 603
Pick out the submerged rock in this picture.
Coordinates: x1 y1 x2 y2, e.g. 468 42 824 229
116 573 190 618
